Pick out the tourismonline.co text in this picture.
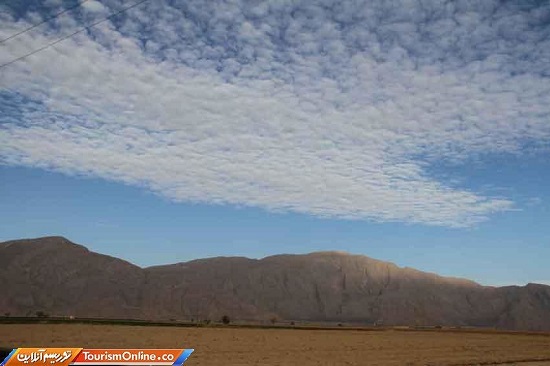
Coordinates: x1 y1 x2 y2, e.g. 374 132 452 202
81 352 175 362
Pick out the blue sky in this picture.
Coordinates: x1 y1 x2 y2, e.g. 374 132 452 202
1 0 549 286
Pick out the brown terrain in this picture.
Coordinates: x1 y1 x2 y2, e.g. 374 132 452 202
1 324 550 365
1 236 550 331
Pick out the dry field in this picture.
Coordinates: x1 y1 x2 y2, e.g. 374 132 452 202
1 324 550 366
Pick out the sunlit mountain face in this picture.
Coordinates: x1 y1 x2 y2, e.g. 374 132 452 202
2 236 550 331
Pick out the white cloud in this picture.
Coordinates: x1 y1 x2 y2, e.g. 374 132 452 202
0 0 549 227
82 0 107 14
526 197 543 207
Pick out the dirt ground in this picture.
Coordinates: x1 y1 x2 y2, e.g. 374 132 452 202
1 324 550 366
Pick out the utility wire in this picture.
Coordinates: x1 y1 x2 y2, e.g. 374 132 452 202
0 0 90 44
0 0 150 70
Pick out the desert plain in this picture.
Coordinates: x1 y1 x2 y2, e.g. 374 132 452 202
1 324 550 365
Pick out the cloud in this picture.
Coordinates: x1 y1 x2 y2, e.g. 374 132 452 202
81 0 108 14
526 197 543 207
1 0 549 227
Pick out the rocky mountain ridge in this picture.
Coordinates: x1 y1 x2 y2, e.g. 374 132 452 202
1 236 549 331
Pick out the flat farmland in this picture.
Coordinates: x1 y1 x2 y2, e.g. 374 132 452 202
1 324 550 365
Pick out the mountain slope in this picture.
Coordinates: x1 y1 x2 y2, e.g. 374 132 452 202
1 237 549 331
0 237 144 319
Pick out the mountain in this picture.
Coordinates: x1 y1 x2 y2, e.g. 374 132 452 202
1 236 549 331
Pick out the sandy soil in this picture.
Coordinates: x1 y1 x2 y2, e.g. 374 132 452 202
1 324 550 365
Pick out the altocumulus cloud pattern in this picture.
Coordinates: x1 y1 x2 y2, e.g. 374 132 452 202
0 0 549 227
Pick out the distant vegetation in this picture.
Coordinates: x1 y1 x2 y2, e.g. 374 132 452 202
1 316 542 337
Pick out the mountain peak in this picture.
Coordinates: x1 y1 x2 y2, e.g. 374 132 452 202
1 236 88 251
307 250 353 256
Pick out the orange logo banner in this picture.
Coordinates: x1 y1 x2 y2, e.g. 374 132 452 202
2 348 82 366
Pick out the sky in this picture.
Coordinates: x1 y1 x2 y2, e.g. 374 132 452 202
0 0 549 286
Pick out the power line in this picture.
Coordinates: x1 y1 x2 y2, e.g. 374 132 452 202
0 0 90 44
0 0 150 71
